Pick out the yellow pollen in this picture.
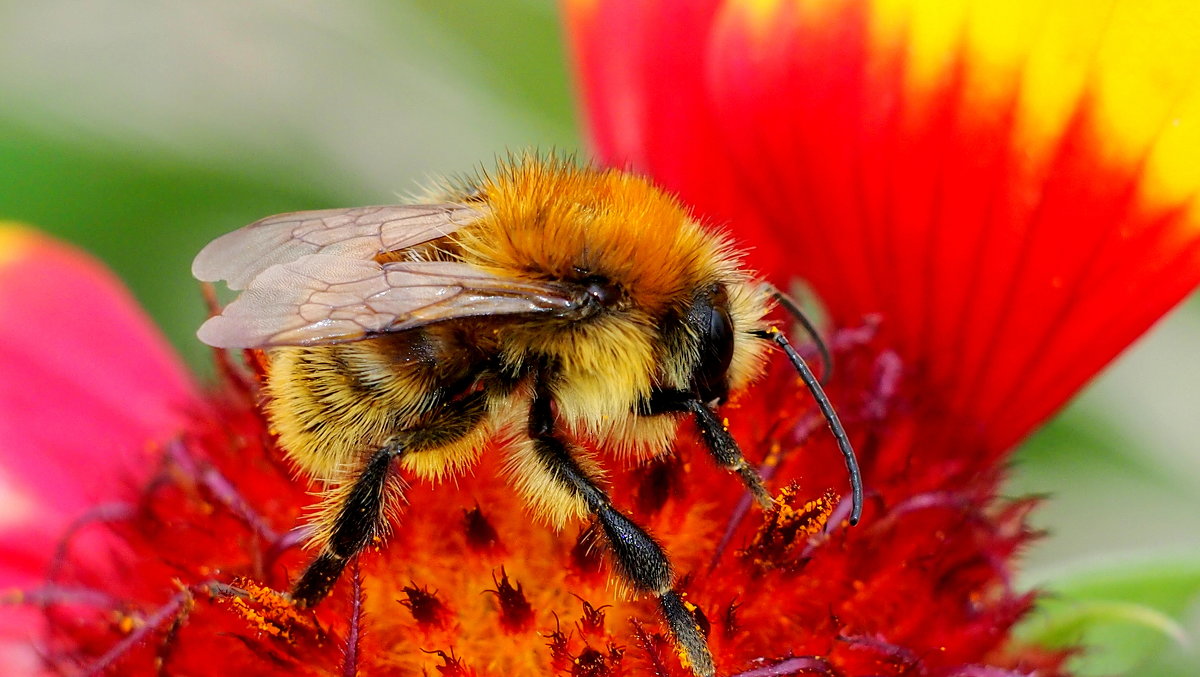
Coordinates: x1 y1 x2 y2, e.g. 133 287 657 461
116 614 140 634
224 579 306 640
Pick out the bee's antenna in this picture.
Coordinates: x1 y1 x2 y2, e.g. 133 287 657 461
752 327 863 526
765 284 833 383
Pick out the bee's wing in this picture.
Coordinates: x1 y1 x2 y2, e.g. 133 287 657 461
192 204 484 290
196 256 586 348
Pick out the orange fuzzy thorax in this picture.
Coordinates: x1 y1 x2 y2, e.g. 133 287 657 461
455 159 739 316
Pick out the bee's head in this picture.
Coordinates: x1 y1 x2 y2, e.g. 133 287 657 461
658 279 772 406
683 284 735 404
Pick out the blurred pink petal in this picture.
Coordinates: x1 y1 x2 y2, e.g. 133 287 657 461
0 224 196 673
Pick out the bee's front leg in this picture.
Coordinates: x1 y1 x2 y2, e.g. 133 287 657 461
643 388 772 508
526 379 716 677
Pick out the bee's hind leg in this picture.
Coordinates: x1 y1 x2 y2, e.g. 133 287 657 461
528 379 716 677
290 391 489 606
291 441 402 607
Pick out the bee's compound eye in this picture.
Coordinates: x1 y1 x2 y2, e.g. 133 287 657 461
582 275 622 308
691 301 735 404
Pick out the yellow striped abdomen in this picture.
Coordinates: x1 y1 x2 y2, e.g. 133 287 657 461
265 328 493 483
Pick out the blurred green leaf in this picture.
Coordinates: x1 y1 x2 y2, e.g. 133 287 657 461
1018 556 1200 674
1011 344 1200 592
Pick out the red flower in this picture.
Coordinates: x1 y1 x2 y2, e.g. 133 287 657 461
3 1 1200 674
4 223 1062 677
565 0 1200 455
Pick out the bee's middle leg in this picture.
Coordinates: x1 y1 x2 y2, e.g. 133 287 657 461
527 381 716 677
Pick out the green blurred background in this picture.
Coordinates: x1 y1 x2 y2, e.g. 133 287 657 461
1 1 1196 673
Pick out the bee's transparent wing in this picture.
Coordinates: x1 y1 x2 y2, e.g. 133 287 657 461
192 204 484 290
197 256 585 348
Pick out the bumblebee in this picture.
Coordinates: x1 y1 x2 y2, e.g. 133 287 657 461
193 157 861 676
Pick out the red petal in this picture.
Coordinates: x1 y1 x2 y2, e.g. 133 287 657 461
565 0 1200 454
563 0 785 271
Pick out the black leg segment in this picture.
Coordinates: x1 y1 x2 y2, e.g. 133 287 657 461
645 388 772 508
659 589 713 676
594 503 671 594
292 442 400 607
291 552 348 607
530 378 715 676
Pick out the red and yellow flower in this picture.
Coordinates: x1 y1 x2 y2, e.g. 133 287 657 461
566 0 1200 457
4 0 1200 675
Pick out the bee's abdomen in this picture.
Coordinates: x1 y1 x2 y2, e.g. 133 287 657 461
266 327 493 482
